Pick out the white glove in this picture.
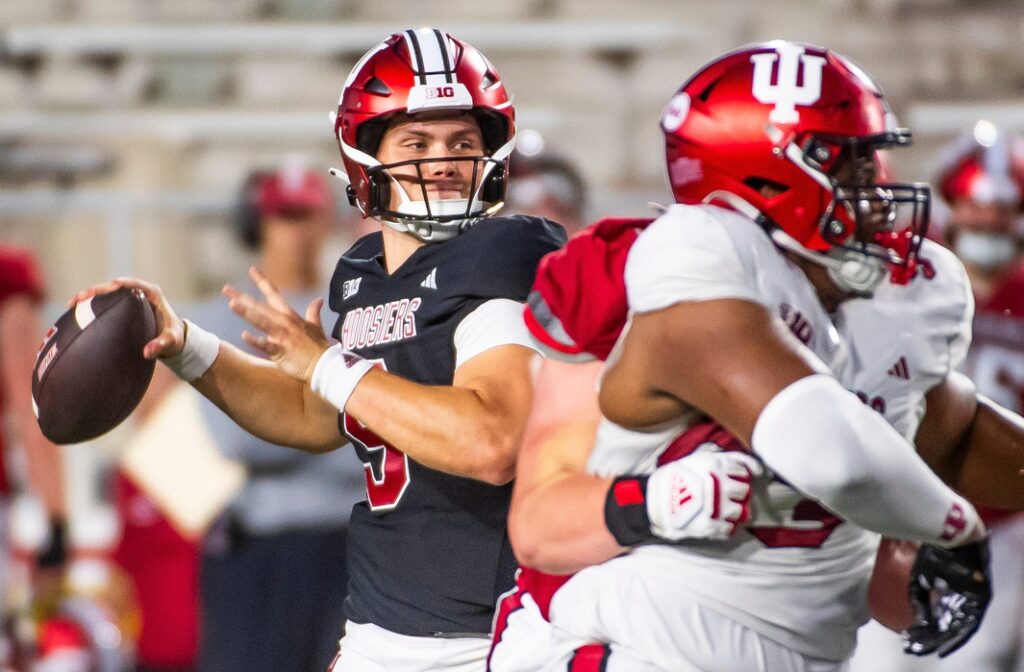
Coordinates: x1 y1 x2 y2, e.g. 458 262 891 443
646 450 762 541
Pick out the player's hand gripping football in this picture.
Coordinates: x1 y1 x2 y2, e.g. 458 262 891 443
224 267 330 383
901 538 992 658
646 450 762 541
68 277 185 360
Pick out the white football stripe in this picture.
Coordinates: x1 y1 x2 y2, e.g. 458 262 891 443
75 297 96 330
402 30 423 80
406 28 455 86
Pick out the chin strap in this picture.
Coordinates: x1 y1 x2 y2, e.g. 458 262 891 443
703 190 886 296
379 213 474 243
769 228 886 297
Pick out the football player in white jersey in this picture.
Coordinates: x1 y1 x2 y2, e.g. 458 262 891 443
850 123 1024 672
503 41 1024 672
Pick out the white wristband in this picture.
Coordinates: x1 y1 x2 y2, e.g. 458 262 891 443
162 320 220 382
310 344 374 412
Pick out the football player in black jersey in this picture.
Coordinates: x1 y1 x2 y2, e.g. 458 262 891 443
69 28 565 672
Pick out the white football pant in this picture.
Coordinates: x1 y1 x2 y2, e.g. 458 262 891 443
328 621 490 672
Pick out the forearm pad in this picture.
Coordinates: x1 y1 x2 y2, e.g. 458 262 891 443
751 374 978 547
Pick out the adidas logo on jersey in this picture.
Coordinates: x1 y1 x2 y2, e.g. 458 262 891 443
887 356 910 380
420 267 438 290
342 278 362 300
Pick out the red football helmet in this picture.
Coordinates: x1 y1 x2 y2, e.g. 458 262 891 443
936 120 1024 207
934 121 1024 270
662 41 930 293
332 28 516 242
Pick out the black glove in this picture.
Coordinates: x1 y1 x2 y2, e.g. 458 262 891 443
36 517 67 570
901 538 992 658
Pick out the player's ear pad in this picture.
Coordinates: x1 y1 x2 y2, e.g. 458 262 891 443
481 169 505 203
368 171 390 218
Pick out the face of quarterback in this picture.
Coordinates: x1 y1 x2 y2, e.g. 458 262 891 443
376 112 486 209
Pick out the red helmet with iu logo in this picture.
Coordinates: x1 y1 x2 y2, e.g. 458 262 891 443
332 28 516 242
662 40 931 293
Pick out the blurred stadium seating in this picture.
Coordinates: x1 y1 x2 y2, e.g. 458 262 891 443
2 0 1024 301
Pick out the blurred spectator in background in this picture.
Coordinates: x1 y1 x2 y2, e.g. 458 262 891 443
932 121 1024 672
0 245 67 667
506 131 588 235
851 120 1024 672
939 121 1024 304
111 469 198 672
192 162 365 672
0 246 66 521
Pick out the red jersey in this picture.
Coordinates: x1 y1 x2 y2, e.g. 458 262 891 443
0 246 46 494
112 472 199 667
968 264 1024 412
965 264 1024 527
515 219 652 619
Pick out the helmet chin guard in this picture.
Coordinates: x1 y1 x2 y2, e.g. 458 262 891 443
350 136 515 243
706 190 890 297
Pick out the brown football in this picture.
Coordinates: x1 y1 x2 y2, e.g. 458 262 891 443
31 287 157 444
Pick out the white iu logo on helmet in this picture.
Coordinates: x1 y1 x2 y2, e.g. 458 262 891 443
750 43 826 124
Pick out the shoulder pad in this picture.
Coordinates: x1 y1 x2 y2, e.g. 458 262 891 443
911 240 973 323
446 214 567 302
342 231 384 261
526 218 652 360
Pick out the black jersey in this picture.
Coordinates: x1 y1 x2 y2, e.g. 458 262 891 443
327 214 566 636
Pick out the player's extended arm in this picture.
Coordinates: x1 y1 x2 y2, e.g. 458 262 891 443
0 294 65 516
224 268 533 484
915 370 1024 509
343 344 535 485
508 358 614 572
601 298 984 547
193 342 346 453
509 356 760 574
69 277 345 453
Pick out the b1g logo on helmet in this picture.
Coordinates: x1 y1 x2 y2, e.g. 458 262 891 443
425 86 456 99
750 42 826 125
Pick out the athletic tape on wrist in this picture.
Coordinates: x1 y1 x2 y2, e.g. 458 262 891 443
604 474 655 547
162 320 220 382
310 344 374 412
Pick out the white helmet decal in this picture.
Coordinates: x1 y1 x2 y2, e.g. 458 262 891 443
750 42 826 125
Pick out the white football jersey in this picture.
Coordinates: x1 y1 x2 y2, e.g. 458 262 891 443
835 239 974 441
550 204 973 663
